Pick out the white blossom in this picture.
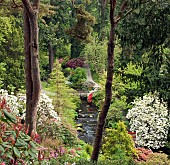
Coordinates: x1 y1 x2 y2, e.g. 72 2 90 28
0 89 61 124
126 94 170 149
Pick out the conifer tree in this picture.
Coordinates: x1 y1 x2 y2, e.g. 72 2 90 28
48 59 80 124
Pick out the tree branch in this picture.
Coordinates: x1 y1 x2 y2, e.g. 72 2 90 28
102 0 107 6
115 0 127 23
11 0 22 8
33 0 40 9
116 8 132 23
115 0 151 24
22 0 34 15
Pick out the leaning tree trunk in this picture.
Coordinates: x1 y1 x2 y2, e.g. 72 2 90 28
22 0 41 136
91 0 116 161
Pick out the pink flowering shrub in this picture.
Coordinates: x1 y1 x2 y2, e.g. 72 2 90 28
135 147 153 162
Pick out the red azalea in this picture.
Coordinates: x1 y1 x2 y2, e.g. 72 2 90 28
87 93 93 103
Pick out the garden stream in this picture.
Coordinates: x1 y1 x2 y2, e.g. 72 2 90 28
76 64 99 144
76 95 98 144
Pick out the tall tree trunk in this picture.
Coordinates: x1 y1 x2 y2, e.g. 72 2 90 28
100 0 107 40
167 99 170 146
48 42 54 74
91 0 116 161
22 0 41 136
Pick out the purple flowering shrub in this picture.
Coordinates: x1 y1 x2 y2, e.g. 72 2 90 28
66 58 85 69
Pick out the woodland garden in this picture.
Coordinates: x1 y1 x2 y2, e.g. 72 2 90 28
0 0 170 164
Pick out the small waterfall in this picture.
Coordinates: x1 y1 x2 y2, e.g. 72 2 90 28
86 64 93 81
84 64 100 91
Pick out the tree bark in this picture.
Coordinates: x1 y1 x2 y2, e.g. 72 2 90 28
22 0 41 136
91 0 116 161
167 99 170 144
100 0 107 40
48 42 54 73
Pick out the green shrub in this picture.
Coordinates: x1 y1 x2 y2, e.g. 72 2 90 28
47 59 80 124
63 67 72 77
69 67 86 89
145 153 170 165
37 119 78 147
101 121 137 164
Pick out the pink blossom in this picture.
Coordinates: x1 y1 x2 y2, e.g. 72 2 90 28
58 146 65 155
0 162 6 165
69 149 76 156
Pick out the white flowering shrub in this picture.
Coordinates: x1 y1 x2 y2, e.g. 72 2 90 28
126 94 170 149
0 89 20 115
0 89 60 125
37 93 61 125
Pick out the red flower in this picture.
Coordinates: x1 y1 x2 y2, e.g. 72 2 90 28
87 93 93 103
0 98 6 109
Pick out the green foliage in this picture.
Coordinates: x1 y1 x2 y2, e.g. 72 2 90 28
117 0 170 103
101 121 137 164
117 62 144 103
0 63 6 88
85 1 110 41
47 59 80 124
39 51 49 81
81 37 107 76
39 0 71 52
117 0 170 53
63 67 72 77
39 0 72 75
69 67 87 89
85 144 92 155
66 4 95 43
137 153 170 165
0 16 12 45
0 98 40 164
93 73 130 128
37 119 78 147
92 72 106 107
107 96 127 128
0 14 24 93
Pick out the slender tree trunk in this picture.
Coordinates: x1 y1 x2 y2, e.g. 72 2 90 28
100 0 107 40
91 0 116 161
167 99 170 145
48 42 54 73
22 0 41 136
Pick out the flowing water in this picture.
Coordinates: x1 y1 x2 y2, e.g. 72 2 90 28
76 98 98 144
76 64 99 144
